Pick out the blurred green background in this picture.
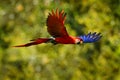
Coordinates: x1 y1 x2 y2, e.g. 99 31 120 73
0 0 120 80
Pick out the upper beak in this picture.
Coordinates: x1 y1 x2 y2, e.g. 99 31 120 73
80 40 83 44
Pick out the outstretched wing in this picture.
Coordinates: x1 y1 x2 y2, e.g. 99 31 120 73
47 9 69 37
13 38 50 47
78 32 102 43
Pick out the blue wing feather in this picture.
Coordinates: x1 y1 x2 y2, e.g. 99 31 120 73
79 32 102 43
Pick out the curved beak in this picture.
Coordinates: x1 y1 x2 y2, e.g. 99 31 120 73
80 40 83 44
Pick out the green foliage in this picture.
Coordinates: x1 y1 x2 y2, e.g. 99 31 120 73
0 0 120 80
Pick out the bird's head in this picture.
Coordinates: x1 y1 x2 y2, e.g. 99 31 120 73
75 38 83 44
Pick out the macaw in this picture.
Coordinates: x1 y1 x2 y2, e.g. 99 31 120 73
13 9 102 47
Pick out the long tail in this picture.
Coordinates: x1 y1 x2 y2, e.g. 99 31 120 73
13 38 51 47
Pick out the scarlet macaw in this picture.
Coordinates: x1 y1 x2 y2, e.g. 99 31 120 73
14 9 102 47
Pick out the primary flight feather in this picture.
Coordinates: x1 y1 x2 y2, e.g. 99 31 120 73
47 9 68 37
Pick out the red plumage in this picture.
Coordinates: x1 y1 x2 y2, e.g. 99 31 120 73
13 38 50 47
13 9 101 47
47 9 68 37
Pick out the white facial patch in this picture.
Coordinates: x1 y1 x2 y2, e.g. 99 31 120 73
75 39 80 44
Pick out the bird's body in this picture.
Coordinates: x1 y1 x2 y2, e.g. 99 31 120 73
54 36 82 44
13 9 102 47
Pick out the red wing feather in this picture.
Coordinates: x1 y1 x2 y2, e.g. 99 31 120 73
47 9 69 37
13 38 50 47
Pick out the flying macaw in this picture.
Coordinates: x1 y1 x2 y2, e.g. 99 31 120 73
13 9 102 47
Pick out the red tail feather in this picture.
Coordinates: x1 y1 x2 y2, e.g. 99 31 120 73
13 38 50 47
